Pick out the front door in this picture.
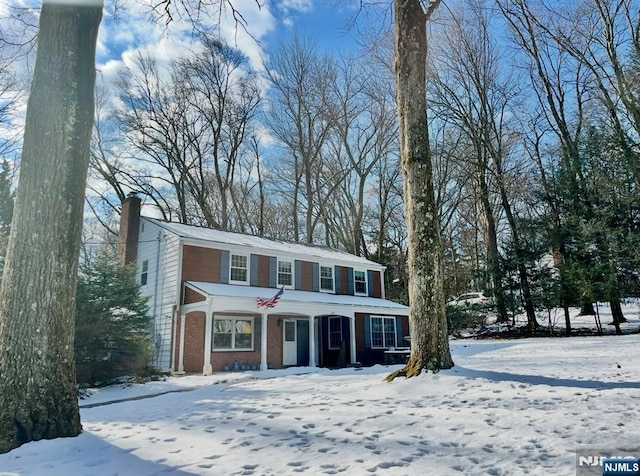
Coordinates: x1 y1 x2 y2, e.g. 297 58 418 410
282 320 297 366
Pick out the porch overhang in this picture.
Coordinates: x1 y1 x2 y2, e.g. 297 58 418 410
182 281 410 317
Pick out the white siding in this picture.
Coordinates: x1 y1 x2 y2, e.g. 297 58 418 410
137 218 182 372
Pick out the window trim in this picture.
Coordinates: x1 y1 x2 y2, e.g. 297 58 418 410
212 316 255 352
354 269 368 296
319 264 334 293
328 316 342 349
229 253 249 285
277 259 294 289
369 316 396 349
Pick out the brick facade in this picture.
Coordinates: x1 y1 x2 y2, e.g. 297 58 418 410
182 246 221 282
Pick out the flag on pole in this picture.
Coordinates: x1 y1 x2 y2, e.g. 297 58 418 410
257 286 285 309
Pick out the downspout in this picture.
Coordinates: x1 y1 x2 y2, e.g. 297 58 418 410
173 238 185 373
152 230 162 368
170 304 178 373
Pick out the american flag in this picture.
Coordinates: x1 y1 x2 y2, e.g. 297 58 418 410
257 286 285 309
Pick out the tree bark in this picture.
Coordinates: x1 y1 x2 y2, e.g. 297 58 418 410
0 0 102 453
608 300 625 335
388 0 453 381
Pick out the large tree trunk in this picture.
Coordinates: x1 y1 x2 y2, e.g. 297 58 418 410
388 0 453 381
0 1 102 453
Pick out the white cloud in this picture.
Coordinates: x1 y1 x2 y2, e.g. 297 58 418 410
278 0 313 13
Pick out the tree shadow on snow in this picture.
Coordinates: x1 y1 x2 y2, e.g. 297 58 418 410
452 366 640 390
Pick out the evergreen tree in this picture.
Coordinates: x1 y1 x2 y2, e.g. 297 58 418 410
555 126 640 333
75 249 153 386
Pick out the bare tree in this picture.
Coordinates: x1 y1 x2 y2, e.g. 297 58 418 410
498 0 592 333
179 35 261 230
388 0 454 379
264 34 335 244
429 0 539 328
322 55 398 255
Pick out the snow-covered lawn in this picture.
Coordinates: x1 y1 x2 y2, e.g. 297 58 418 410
1 329 639 475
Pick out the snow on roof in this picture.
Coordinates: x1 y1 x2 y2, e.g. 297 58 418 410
145 217 384 269
186 282 409 312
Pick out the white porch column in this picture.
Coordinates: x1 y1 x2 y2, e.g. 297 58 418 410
308 315 317 367
202 298 214 375
177 312 187 374
260 314 268 371
349 313 357 364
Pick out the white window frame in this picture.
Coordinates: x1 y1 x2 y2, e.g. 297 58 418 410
229 253 249 285
277 259 294 288
370 316 396 349
319 265 334 293
212 316 254 351
328 316 342 349
354 269 368 296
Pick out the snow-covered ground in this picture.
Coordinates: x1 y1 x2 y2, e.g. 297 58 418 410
0 310 638 475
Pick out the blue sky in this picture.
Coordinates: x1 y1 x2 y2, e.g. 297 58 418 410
96 0 374 82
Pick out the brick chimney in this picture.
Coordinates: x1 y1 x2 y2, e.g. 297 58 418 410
118 192 141 265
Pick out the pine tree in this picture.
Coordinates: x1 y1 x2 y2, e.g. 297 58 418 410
75 249 153 386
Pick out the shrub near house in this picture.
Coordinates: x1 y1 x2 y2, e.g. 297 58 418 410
75 250 153 386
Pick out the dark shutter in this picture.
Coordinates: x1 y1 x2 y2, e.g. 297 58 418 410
335 266 342 295
312 263 320 292
220 251 230 284
295 260 302 289
364 316 371 349
347 268 354 295
367 270 375 297
250 254 259 286
268 257 277 287
254 317 261 351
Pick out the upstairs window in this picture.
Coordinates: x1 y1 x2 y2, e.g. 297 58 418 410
320 265 334 292
354 270 367 295
140 260 149 286
230 254 248 284
277 260 293 287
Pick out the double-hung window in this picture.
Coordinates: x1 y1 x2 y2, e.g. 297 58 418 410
354 270 367 295
277 260 293 287
140 259 149 286
229 254 248 284
370 316 396 348
328 316 342 349
213 317 253 350
320 265 334 292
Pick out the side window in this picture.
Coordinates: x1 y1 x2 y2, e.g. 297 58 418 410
320 265 334 292
229 254 248 284
354 270 367 295
277 260 293 287
140 259 149 286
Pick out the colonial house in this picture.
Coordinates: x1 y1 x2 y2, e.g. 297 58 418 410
117 194 410 375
